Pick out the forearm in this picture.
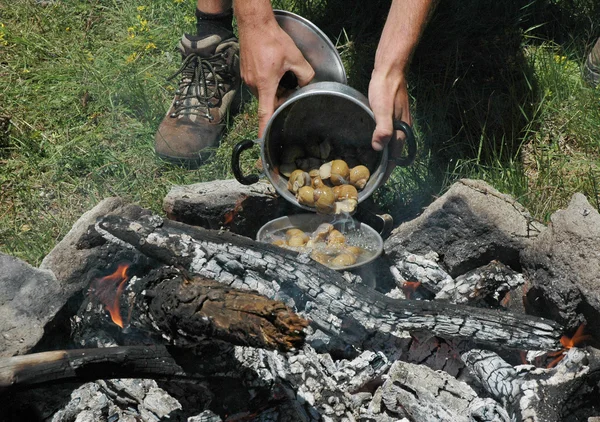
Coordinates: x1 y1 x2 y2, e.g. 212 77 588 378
374 0 435 75
233 0 276 29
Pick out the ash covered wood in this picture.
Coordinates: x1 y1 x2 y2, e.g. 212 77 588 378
94 212 563 351
364 359 511 422
463 347 600 421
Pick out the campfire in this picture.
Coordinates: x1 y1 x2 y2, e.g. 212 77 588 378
1 179 599 422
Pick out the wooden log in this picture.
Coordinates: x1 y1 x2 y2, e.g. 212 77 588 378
0 345 192 393
139 270 308 351
462 347 600 422
366 359 511 421
79 267 308 352
95 213 564 351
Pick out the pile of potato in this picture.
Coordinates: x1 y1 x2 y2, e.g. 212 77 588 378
272 223 367 269
279 139 376 215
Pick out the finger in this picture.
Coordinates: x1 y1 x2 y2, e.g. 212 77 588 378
257 84 278 138
289 58 315 88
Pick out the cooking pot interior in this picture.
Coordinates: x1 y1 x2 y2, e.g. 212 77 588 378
263 93 384 208
266 94 378 165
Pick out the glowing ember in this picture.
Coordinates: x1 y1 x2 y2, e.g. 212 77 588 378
402 281 422 299
89 263 131 328
223 195 246 225
546 324 591 368
499 291 511 308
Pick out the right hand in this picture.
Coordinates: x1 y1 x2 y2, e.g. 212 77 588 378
237 17 315 137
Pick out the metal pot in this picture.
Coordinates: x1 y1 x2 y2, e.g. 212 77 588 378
231 81 417 211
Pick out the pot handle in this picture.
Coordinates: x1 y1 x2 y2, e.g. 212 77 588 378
232 139 260 185
390 120 417 167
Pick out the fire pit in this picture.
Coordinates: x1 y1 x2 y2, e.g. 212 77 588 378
2 181 600 421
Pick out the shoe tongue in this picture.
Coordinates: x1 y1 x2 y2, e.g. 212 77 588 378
179 25 234 57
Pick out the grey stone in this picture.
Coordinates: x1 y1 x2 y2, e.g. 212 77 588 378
163 179 292 238
40 197 149 290
385 179 544 277
521 193 600 334
0 253 62 357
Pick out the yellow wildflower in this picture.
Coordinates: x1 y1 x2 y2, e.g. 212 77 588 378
145 42 156 50
553 55 567 64
136 5 146 11
126 52 138 64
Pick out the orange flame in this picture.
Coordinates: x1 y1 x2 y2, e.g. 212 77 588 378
90 263 130 328
546 323 591 368
223 195 246 225
402 281 422 299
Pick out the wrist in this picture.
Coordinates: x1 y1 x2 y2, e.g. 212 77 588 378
234 0 276 29
372 61 408 87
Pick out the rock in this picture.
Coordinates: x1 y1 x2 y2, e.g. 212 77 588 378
0 253 62 357
163 179 294 238
385 179 544 277
40 197 149 290
521 193 600 335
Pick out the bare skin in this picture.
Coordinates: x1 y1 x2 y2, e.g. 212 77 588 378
199 0 434 176
233 0 314 138
369 0 434 177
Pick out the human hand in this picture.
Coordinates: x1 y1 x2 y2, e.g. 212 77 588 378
368 69 412 178
237 17 315 138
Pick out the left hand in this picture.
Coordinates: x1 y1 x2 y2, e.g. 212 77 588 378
368 68 412 180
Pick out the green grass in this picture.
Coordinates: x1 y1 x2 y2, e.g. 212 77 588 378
1 0 599 265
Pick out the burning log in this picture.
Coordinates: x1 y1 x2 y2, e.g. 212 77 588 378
94 212 564 351
83 266 308 352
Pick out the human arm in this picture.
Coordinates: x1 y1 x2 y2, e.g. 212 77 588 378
368 0 434 172
233 1 315 137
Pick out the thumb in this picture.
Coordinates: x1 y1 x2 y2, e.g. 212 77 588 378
257 85 277 138
371 119 394 152
289 58 315 88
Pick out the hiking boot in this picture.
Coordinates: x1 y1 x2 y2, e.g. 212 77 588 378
583 37 600 88
155 29 240 167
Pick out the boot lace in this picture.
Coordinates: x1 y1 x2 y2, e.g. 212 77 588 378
167 51 232 122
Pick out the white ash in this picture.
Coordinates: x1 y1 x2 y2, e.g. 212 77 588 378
51 379 181 422
435 261 525 304
389 250 453 294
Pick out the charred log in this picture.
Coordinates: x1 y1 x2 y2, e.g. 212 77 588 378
142 271 308 351
462 347 600 422
95 213 564 351
0 345 191 393
78 267 307 352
